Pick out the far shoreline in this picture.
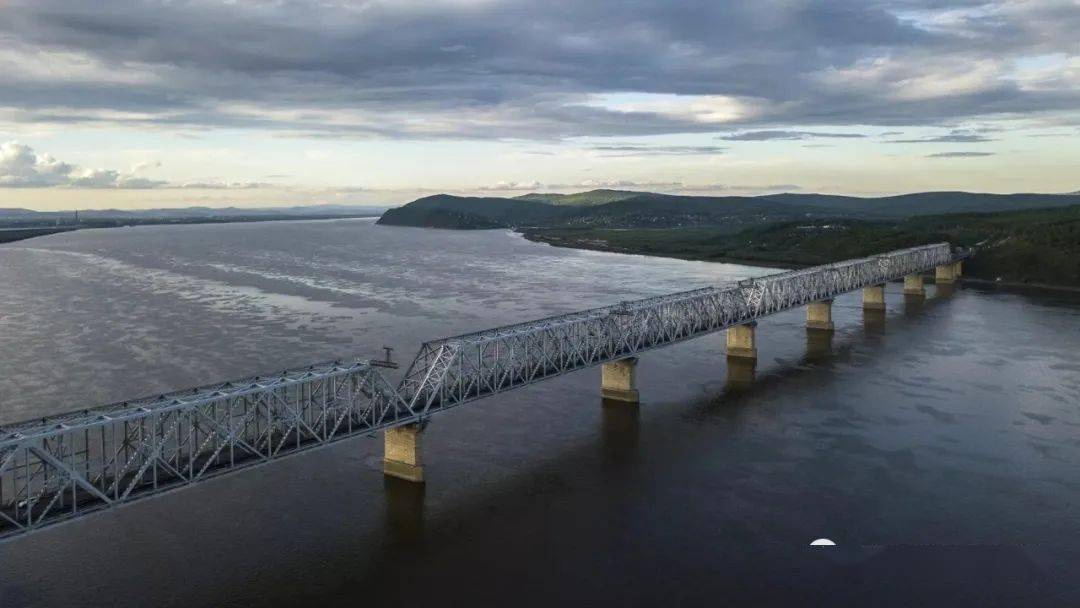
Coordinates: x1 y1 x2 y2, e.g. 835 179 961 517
517 228 1080 295
0 213 380 246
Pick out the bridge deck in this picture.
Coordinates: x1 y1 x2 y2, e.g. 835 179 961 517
0 243 961 539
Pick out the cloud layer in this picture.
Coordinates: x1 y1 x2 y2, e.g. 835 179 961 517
0 0 1076 140
0 141 269 189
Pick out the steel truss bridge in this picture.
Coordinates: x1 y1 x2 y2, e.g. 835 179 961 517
1 243 960 540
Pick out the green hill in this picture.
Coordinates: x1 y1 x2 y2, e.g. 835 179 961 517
378 190 825 230
759 191 1080 218
377 194 570 228
378 189 1080 232
561 193 820 229
523 205 1080 287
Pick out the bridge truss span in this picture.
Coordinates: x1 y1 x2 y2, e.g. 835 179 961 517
1 241 960 540
398 243 957 413
0 360 408 539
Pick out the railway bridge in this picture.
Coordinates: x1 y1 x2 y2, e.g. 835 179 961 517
0 243 966 540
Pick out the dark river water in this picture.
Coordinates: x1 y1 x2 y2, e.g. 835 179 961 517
2 218 1080 605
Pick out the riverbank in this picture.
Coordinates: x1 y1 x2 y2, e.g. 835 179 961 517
0 213 381 246
520 204 1080 289
0 227 79 244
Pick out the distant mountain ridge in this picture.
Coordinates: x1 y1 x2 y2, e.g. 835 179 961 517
377 189 1080 230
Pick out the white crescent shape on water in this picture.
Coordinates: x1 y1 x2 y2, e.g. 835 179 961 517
810 538 836 546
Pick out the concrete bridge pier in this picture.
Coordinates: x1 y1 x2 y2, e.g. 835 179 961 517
726 322 758 360
862 285 886 311
601 357 639 403
806 299 834 332
903 274 926 297
384 423 425 483
954 261 963 277
935 263 957 284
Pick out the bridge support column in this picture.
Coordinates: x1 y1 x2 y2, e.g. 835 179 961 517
384 423 424 483
903 274 925 297
726 322 757 360
601 357 639 403
935 263 956 284
806 300 834 332
862 285 886 311
954 261 963 277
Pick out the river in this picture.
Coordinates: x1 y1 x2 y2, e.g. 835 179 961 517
2 218 1079 605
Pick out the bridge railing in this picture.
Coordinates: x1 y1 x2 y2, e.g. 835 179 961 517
0 360 407 538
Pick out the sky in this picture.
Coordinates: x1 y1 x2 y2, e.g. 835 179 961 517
0 0 1078 210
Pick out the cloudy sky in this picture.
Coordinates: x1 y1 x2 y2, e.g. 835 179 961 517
1 0 1077 210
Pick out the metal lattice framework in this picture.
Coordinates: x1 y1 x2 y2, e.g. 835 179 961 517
0 360 410 539
1 242 959 540
397 243 956 412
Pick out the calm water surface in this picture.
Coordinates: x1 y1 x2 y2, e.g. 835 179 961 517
1 219 1079 605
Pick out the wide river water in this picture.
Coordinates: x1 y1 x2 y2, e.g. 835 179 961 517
2 218 1080 605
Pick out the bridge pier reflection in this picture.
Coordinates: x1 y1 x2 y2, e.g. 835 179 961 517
863 307 887 337
725 357 756 393
935 283 956 298
600 399 640 469
383 475 426 545
806 326 833 361
904 292 925 317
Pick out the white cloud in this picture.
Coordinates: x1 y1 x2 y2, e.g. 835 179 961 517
476 180 542 191
1 141 79 187
0 140 272 189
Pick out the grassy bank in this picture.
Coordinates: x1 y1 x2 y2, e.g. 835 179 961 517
522 205 1080 287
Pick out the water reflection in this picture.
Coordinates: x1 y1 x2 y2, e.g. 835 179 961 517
935 283 956 298
600 401 640 470
383 475 426 547
805 328 834 361
904 292 925 317
725 357 757 393
863 308 887 337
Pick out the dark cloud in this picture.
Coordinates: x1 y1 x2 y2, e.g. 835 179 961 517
887 130 995 143
0 0 1076 139
719 130 865 141
591 145 726 156
926 151 995 158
